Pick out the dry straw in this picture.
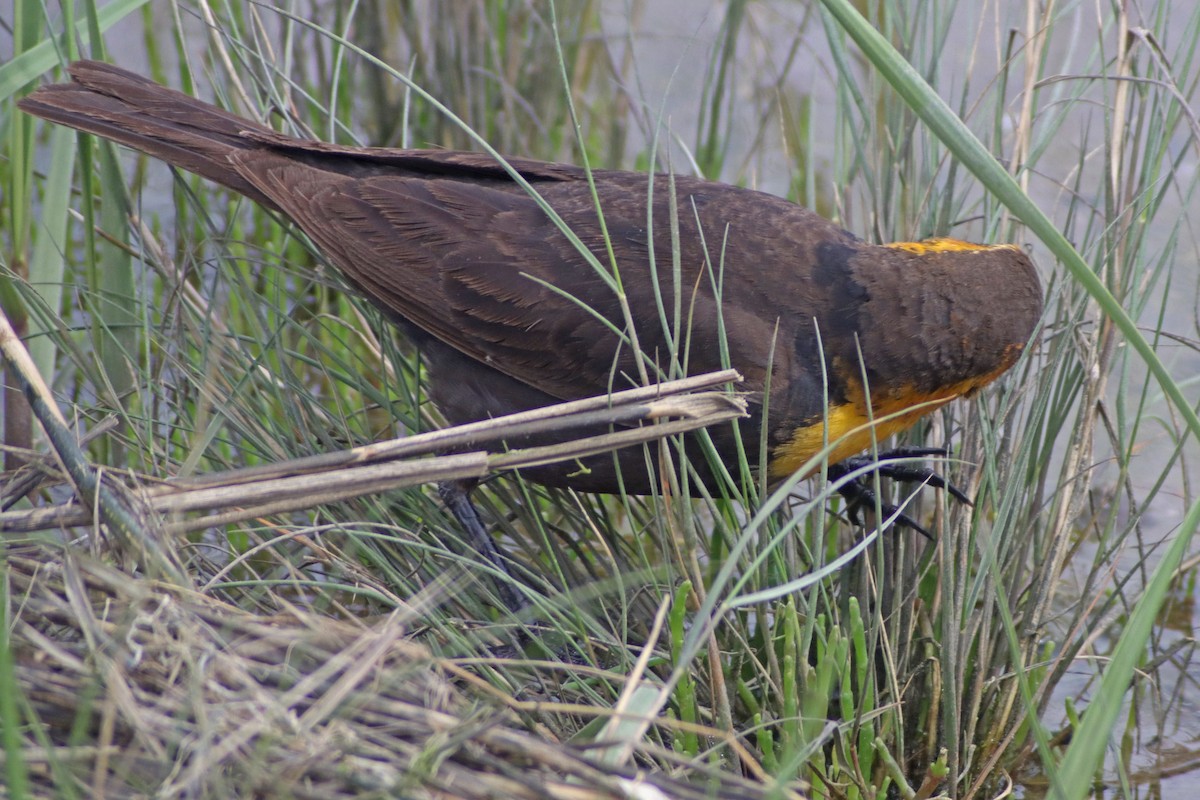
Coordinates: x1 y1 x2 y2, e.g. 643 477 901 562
6 544 801 799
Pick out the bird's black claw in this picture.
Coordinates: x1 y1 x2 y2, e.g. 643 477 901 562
866 460 972 506
828 448 970 539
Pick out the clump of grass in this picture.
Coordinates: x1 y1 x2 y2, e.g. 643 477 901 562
3 543 806 799
3 1 1199 799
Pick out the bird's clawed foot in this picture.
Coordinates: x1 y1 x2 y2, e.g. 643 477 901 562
826 447 971 539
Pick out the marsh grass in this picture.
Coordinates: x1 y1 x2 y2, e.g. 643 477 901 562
3 1 1199 798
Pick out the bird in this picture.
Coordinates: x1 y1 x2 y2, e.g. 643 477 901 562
20 61 1042 601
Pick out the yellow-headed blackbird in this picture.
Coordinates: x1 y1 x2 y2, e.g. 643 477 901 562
19 62 1042 547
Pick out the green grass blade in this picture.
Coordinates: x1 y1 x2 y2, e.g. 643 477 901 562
0 0 151 100
26 125 78 380
0 565 30 799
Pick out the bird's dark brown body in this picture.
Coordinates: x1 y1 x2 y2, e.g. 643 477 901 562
20 62 1043 497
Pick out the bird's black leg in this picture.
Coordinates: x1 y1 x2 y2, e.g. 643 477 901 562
437 480 528 612
827 447 971 539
